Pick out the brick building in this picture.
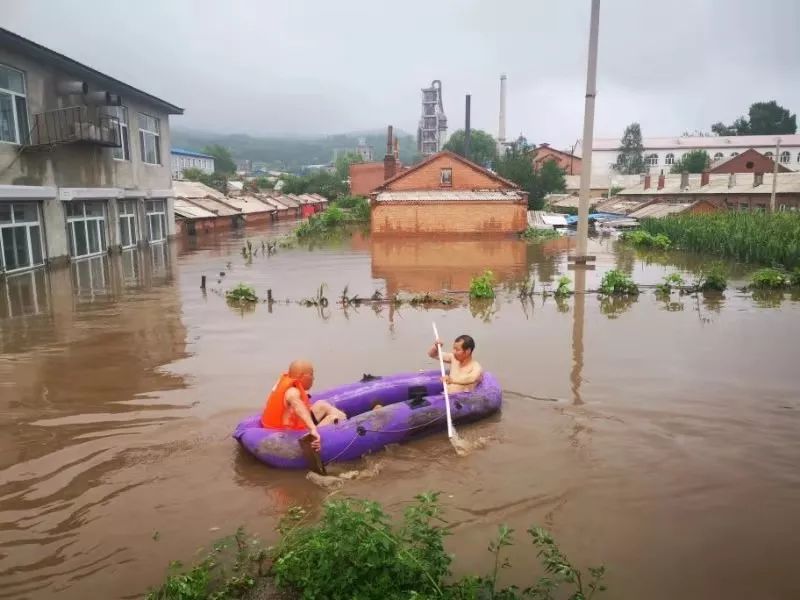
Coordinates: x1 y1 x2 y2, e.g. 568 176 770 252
615 171 800 212
349 135 406 196
530 143 581 175
708 148 791 174
370 150 527 235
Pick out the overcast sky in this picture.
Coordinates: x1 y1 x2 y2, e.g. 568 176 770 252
5 0 800 148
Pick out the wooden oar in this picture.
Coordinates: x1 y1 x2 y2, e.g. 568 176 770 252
432 323 457 441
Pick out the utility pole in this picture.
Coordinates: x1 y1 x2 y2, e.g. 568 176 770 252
573 0 600 263
770 137 781 213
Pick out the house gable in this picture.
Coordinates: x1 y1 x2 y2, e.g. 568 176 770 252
377 151 517 192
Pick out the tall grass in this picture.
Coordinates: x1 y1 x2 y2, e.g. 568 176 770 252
639 212 800 268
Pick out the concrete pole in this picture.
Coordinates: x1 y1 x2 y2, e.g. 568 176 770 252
575 0 601 260
570 267 586 405
770 137 780 213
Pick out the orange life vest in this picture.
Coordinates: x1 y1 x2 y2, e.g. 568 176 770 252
260 373 312 430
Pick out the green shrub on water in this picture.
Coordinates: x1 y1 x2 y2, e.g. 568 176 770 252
598 269 639 296
469 270 495 299
655 272 685 295
750 268 791 289
225 283 258 303
145 527 268 600
621 230 672 251
695 264 728 292
520 227 561 241
639 212 800 268
792 267 800 287
554 275 572 298
334 195 366 209
295 200 370 239
349 196 371 222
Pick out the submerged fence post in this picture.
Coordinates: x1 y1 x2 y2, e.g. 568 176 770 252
201 275 206 290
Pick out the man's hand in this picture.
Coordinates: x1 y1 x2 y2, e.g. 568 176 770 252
309 427 321 451
441 375 451 384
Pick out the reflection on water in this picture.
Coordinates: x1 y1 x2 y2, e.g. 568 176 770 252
0 242 188 600
2 229 800 600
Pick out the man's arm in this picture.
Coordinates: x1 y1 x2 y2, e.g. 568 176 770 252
428 340 452 363
448 362 483 385
285 388 321 449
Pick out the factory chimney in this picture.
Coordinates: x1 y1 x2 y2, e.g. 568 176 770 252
464 94 472 161
384 125 396 180
498 74 507 146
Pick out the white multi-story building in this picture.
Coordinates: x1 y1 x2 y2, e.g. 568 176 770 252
170 148 215 180
578 134 800 178
0 27 183 275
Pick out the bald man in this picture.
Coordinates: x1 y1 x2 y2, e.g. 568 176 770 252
260 360 347 451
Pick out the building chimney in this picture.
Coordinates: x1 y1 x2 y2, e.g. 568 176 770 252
700 170 710 187
754 172 763 187
680 170 689 190
643 174 651 189
728 172 736 189
464 94 472 160
393 136 399 160
657 170 665 190
498 74 507 145
384 125 396 180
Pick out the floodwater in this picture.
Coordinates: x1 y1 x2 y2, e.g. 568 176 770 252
1 222 799 600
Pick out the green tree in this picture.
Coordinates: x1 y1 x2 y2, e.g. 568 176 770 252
443 129 498 167
280 171 347 200
711 100 797 136
495 140 564 210
253 176 273 190
670 149 710 174
533 159 567 204
617 123 645 174
335 151 363 179
201 144 237 174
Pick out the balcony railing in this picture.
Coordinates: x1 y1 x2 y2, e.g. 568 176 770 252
27 106 121 149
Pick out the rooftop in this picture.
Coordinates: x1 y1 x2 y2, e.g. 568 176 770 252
588 134 800 152
0 27 182 114
376 190 524 203
174 199 216 220
171 148 215 159
619 172 800 195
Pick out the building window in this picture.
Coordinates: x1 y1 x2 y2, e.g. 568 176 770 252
645 154 658 166
145 199 167 242
66 201 107 259
731 152 738 157
440 168 453 186
665 153 674 165
0 202 44 273
764 152 773 158
780 151 790 164
118 199 138 249
713 152 724 161
797 153 800 163
0 64 29 145
110 106 130 160
138 113 161 165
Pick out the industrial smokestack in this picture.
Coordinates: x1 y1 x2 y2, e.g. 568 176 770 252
386 125 393 156
498 74 507 144
384 125 396 180
464 94 471 160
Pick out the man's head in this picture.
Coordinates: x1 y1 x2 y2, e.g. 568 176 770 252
452 335 475 362
288 359 315 390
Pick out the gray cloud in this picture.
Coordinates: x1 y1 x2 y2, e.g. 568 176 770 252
5 0 800 148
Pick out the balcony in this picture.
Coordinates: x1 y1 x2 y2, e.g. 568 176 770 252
26 106 121 149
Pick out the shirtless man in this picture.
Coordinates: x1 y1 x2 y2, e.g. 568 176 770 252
260 360 347 451
427 334 483 393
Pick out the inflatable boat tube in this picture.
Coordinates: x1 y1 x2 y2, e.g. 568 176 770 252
233 370 502 469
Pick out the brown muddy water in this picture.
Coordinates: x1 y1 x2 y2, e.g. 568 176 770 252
1 222 799 600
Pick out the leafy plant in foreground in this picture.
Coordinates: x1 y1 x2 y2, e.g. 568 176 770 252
225 283 258 303
694 264 728 292
750 267 791 290
655 272 685 295
554 276 572 298
520 227 561 242
470 270 496 299
598 269 639 296
621 230 672 251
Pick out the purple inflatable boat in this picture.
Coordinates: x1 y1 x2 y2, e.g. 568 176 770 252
233 370 502 469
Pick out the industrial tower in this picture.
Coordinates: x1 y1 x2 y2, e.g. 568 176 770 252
417 80 447 156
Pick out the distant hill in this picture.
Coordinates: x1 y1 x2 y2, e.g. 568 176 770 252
170 129 418 172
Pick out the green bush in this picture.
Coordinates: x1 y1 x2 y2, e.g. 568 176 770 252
598 269 639 296
621 230 672 251
655 272 685 295
520 227 561 241
225 283 258 303
695 264 728 292
750 268 791 289
554 275 572 298
469 270 495 299
334 195 366 209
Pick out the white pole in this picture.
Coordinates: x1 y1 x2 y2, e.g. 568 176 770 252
576 0 601 259
770 137 780 213
432 322 456 439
